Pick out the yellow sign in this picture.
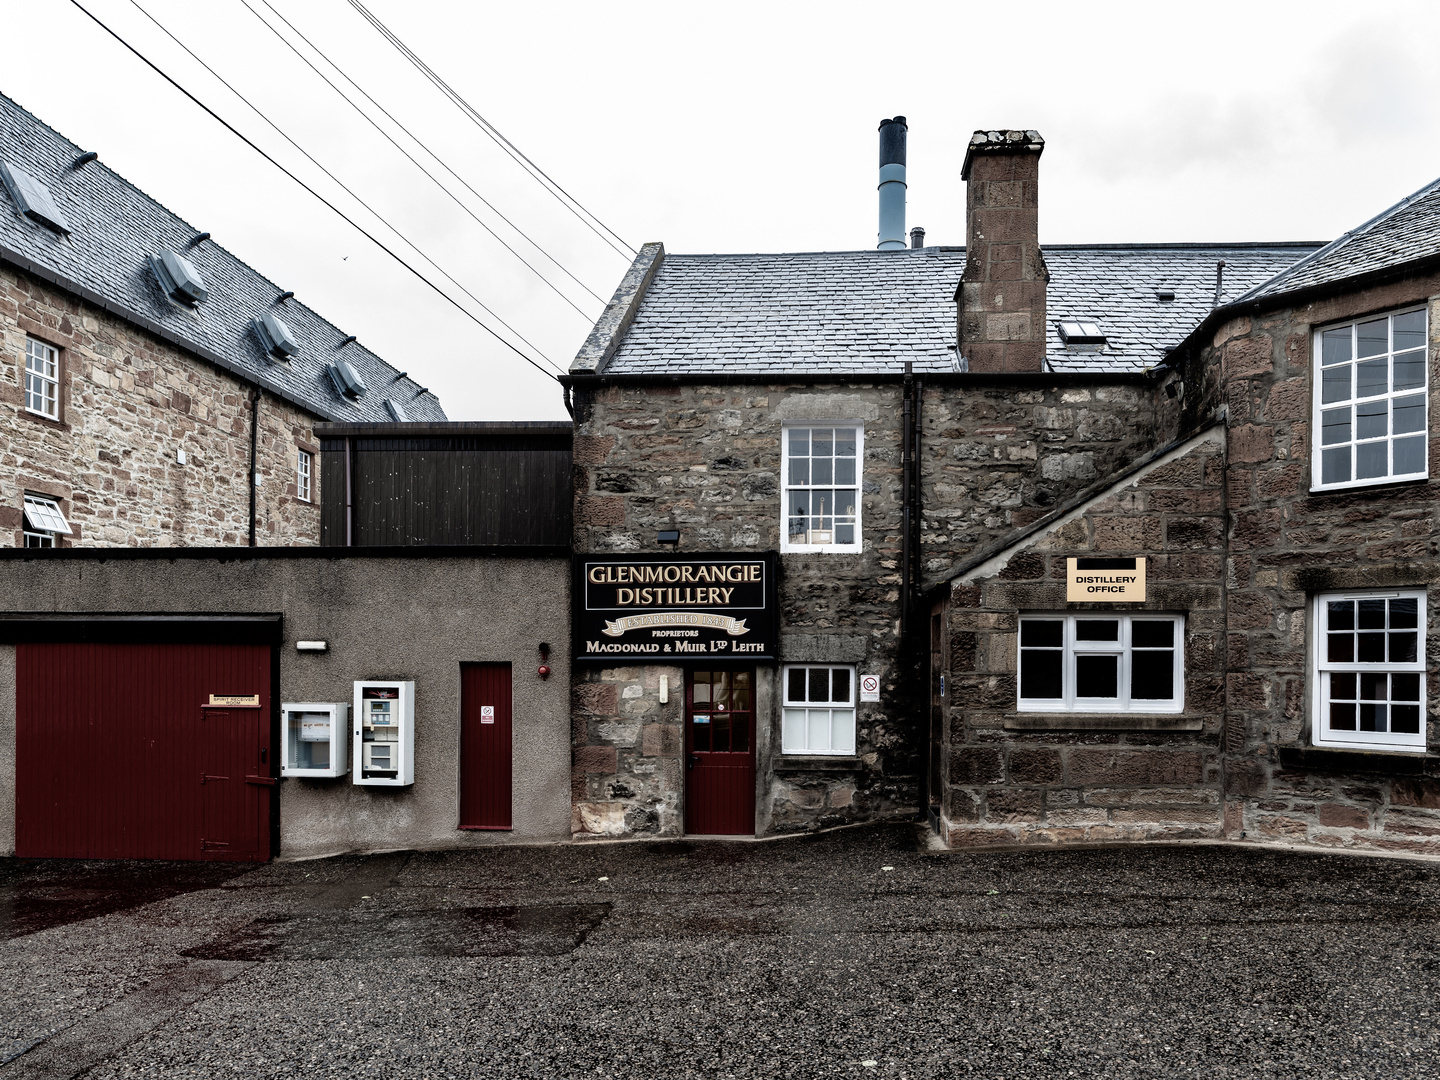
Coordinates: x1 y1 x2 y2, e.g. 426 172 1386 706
207 694 261 708
1066 557 1146 602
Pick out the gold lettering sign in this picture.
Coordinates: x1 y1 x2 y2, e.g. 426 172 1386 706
207 694 261 708
1066 558 1146 602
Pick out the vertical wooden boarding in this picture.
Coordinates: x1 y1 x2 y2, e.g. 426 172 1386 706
459 662 513 829
684 669 757 835
16 643 273 861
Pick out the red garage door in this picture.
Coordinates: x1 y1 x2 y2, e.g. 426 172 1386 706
16 643 274 862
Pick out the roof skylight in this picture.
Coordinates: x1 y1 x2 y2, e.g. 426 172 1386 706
0 162 70 234
155 250 208 304
383 398 408 421
1058 320 1106 346
327 360 367 399
256 313 298 359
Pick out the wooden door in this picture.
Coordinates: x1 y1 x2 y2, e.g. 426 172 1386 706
460 662 512 829
684 669 756 835
16 643 273 861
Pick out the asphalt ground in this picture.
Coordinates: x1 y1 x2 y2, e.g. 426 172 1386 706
2 824 1440 1079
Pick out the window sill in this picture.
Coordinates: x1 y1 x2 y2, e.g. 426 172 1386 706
1279 746 1430 776
781 547 863 556
18 407 68 431
1308 475 1430 496
1005 714 1199 732
776 755 862 772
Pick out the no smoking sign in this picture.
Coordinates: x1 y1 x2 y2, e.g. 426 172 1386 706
859 675 880 702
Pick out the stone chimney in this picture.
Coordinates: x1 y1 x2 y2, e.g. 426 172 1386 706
956 129 1048 373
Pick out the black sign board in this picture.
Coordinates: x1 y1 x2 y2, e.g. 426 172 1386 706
574 552 778 663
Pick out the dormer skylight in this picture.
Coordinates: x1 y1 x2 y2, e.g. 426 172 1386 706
256 313 297 359
155 249 208 304
0 162 70 233
1058 320 1107 347
327 360 367 398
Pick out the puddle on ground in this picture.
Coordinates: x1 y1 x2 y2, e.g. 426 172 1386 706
183 903 613 961
0 862 249 940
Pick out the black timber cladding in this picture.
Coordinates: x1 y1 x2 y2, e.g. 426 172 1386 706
317 422 572 547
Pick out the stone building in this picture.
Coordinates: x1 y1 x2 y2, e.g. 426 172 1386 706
932 165 1440 854
0 92 443 548
564 127 1319 840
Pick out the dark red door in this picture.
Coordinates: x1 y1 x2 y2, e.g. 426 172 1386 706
460 662 512 829
16 643 273 862
685 669 756 835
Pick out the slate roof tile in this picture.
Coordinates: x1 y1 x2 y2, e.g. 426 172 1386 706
601 244 1321 376
0 92 445 422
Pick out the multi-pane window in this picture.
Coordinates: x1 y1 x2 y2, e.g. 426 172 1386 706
24 338 59 419
781 665 856 754
1313 590 1427 752
1313 308 1428 490
297 449 312 502
783 426 861 552
689 670 752 753
1018 615 1184 713
22 493 71 548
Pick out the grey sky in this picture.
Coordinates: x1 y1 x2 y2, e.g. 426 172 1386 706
10 0 1439 421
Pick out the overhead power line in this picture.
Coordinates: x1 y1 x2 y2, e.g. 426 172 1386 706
246 0 608 310
347 0 638 261
72 0 562 382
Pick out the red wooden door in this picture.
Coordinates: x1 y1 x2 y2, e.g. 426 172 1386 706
16 643 273 862
460 662 512 829
685 669 756 835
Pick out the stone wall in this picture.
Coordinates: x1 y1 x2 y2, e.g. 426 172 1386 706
942 427 1228 845
0 264 321 546
1186 273 1440 853
569 374 1171 837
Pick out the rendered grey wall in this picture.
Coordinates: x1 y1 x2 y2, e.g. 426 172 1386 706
0 555 569 859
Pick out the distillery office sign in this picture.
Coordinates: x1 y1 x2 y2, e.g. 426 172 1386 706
574 552 778 662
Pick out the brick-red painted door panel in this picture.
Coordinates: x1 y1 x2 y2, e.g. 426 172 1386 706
685 669 756 835
460 662 512 829
16 643 273 862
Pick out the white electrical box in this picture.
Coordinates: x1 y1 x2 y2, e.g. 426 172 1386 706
281 702 349 778
352 681 414 786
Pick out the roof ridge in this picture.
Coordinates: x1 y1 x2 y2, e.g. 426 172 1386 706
1235 173 1440 304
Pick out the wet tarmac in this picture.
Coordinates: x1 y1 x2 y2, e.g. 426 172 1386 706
2 824 1439 1078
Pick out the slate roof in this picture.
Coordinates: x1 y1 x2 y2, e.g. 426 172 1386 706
0 92 445 423
599 243 1320 376
1237 175 1440 303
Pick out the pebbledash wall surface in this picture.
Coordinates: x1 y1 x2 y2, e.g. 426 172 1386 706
0 551 571 859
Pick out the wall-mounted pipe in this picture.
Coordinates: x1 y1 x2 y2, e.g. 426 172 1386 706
877 116 908 251
248 387 260 547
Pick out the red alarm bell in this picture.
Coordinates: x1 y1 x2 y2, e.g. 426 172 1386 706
538 642 551 680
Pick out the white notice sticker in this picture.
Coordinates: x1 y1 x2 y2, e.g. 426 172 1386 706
860 675 880 703
481 705 495 725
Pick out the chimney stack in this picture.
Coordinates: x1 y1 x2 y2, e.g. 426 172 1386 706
957 129 1048 372
877 117 907 250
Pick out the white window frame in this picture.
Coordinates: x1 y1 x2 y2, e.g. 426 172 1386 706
1312 589 1427 753
780 423 863 554
1017 614 1185 714
1310 306 1429 492
781 664 857 755
22 493 71 548
297 449 312 503
24 337 59 420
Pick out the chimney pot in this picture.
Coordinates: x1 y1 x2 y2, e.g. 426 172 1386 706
910 227 925 249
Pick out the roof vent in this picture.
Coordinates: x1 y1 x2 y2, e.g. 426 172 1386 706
1058 320 1107 347
255 313 298 359
155 250 209 304
327 360 367 398
1155 288 1176 302
383 398 408 421
0 162 70 233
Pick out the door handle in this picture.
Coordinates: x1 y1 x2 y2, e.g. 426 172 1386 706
688 754 700 769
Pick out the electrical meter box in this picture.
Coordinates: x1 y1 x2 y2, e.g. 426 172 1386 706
281 702 350 778
353 681 415 786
